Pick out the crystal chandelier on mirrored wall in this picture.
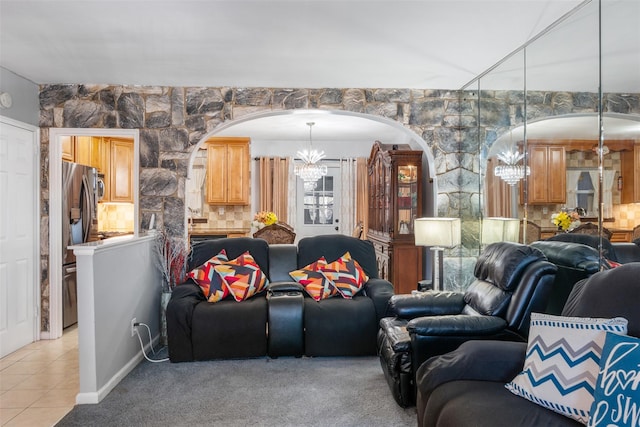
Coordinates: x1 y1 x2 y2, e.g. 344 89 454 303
294 122 327 190
494 149 530 186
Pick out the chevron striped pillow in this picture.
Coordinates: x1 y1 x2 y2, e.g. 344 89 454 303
506 313 628 424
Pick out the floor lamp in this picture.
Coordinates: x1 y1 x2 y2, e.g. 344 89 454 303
414 218 461 291
481 217 521 246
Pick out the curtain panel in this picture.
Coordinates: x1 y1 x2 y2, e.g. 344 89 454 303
356 158 368 238
258 157 290 223
485 158 513 217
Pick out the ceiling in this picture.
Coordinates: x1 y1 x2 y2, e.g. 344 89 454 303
0 0 585 90
1 0 637 149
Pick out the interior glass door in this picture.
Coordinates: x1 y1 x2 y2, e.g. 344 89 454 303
295 165 341 239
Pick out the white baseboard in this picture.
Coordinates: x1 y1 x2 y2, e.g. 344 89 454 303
75 335 161 405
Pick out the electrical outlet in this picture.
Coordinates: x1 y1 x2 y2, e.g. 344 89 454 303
131 317 137 337
542 207 548 214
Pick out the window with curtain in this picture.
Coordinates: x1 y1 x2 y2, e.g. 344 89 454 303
567 168 615 218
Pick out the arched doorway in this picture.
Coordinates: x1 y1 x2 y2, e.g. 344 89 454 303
185 109 438 239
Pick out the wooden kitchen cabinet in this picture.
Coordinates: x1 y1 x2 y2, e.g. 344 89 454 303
206 137 250 205
61 136 75 161
527 144 566 204
621 143 640 203
108 138 134 203
74 136 101 170
367 141 423 295
97 137 134 203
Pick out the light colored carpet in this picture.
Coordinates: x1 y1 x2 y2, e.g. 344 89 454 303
56 354 416 427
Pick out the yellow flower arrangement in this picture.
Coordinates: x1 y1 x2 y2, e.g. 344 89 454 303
551 209 581 231
253 211 278 229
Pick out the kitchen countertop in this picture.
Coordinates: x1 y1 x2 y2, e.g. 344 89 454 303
98 231 134 239
189 228 250 236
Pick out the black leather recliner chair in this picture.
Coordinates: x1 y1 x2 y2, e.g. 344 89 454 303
415 262 640 427
530 240 601 314
377 242 557 407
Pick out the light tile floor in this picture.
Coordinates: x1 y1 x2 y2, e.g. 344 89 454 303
0 327 78 427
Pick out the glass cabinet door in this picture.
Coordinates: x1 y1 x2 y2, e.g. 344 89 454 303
396 164 419 235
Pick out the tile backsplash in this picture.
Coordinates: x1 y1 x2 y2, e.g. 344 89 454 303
194 204 252 230
98 203 135 232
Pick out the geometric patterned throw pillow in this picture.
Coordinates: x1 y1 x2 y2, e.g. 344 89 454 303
506 313 628 424
289 257 338 301
587 332 640 427
213 252 269 302
320 252 369 299
186 249 230 303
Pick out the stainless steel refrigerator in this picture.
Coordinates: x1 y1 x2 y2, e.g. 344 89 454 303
62 161 100 328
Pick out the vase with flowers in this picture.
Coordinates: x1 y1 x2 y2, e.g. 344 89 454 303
252 211 278 231
551 209 581 232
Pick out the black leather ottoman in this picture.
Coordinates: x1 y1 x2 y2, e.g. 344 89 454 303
267 290 304 357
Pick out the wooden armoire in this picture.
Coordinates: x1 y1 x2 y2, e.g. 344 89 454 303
367 141 423 295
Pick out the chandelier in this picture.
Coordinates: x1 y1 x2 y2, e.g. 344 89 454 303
494 149 530 186
294 122 327 190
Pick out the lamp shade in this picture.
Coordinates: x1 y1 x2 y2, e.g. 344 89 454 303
481 217 520 244
414 218 461 248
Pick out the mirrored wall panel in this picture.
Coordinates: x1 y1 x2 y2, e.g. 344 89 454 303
457 0 639 282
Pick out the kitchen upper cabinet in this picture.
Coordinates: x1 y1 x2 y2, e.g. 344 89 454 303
108 138 134 203
74 136 101 170
98 137 134 203
61 136 74 161
206 137 250 205
63 136 102 170
621 143 640 203
527 144 566 204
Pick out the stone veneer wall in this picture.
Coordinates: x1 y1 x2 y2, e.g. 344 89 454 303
36 85 640 330
38 85 464 331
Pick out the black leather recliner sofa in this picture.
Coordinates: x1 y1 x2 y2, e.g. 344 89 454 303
377 242 557 407
547 232 640 264
415 262 640 427
530 240 601 314
166 235 394 362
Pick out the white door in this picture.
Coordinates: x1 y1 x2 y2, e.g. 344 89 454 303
0 117 38 358
296 165 341 239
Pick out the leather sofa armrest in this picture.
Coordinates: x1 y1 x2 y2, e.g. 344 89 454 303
363 278 395 320
407 314 507 336
172 280 205 300
389 291 466 319
612 242 640 264
415 340 527 405
269 281 304 293
166 282 205 362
